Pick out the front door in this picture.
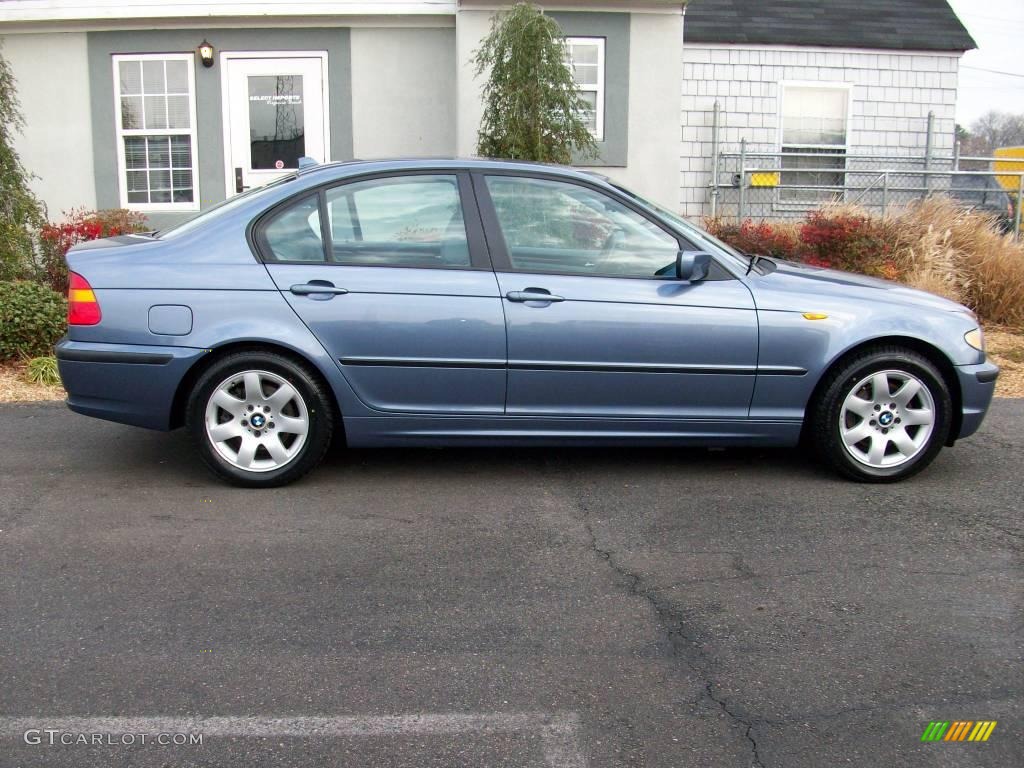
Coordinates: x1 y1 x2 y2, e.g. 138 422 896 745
475 173 759 420
224 54 328 195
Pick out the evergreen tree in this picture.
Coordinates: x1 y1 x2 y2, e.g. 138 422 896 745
0 48 45 281
473 3 599 163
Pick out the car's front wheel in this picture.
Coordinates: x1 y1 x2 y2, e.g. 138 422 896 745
186 351 335 487
809 346 952 482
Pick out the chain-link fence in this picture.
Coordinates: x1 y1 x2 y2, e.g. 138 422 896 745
710 143 1024 237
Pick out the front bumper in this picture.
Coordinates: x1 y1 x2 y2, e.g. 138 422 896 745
954 359 1000 441
56 338 205 430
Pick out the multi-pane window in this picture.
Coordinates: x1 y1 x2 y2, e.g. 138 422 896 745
114 54 199 210
779 84 851 205
564 37 605 141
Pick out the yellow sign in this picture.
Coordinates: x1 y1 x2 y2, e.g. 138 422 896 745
993 146 1024 193
750 172 781 188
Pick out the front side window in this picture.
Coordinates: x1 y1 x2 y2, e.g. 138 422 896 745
485 176 679 279
779 84 850 206
324 175 470 268
565 37 605 141
113 54 199 211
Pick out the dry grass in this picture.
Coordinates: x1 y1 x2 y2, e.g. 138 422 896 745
801 198 1024 327
0 361 65 402
987 328 1024 398
884 198 1024 327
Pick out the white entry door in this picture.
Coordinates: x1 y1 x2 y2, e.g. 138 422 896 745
223 54 328 195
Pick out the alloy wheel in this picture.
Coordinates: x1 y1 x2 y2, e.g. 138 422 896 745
204 369 309 472
839 369 935 469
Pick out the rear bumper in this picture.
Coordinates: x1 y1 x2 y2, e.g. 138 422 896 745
954 359 1000 441
56 338 204 430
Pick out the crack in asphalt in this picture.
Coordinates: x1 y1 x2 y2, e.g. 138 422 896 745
565 485 767 768
566 496 1020 766
549 460 1021 768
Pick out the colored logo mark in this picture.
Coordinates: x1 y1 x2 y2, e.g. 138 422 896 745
921 721 997 742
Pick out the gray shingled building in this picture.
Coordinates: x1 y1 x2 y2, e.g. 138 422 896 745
679 0 976 218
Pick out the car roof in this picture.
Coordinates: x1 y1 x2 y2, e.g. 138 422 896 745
295 157 612 184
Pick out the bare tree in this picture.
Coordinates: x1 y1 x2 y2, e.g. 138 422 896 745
962 111 1024 155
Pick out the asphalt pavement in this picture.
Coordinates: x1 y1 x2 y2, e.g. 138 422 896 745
0 400 1020 767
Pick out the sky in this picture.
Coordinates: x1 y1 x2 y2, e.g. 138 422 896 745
946 0 1024 128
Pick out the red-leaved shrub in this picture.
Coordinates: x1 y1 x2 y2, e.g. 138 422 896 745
799 210 896 278
37 209 148 292
703 217 804 261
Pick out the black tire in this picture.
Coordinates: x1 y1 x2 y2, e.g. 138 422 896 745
809 346 952 482
185 350 335 488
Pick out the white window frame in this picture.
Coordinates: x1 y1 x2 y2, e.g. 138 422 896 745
112 53 200 213
565 37 605 142
777 81 854 209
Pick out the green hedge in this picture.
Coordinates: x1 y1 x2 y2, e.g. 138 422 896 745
0 280 66 360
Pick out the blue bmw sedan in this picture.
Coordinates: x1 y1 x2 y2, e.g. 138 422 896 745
56 159 998 487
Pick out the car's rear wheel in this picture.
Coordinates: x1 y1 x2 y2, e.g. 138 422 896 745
809 346 952 482
186 351 334 487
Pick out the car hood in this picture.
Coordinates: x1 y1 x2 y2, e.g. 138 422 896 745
750 259 969 314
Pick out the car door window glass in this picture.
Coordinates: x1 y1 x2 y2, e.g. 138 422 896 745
262 194 325 263
485 176 679 278
324 175 471 268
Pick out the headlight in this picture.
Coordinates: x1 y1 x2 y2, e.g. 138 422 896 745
964 328 985 352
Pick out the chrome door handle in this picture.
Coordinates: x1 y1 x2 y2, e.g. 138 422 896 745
290 282 349 296
505 290 565 303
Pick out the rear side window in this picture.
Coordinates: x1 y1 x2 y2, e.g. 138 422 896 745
262 195 324 263
323 175 470 268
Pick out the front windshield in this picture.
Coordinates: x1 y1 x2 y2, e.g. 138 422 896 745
612 184 749 267
157 174 299 239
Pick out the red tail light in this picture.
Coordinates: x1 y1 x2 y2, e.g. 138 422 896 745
68 272 102 326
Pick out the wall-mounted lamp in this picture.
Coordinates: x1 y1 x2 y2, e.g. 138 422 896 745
197 40 215 68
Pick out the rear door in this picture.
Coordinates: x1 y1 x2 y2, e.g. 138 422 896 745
260 171 507 415
474 172 758 419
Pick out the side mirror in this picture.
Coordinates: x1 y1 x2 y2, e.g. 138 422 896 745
676 250 712 282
